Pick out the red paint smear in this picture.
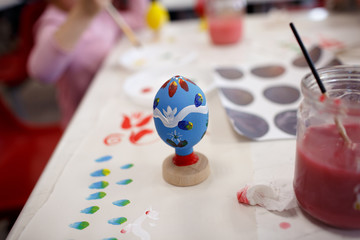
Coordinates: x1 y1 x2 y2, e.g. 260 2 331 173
129 129 154 144
319 35 344 49
121 115 132 129
334 98 341 106
104 133 123 146
135 115 152 127
319 94 326 103
237 186 249 204
132 112 142 119
172 152 199 166
279 222 291 229
141 87 152 93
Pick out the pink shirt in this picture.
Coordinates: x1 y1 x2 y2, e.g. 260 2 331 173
28 0 147 127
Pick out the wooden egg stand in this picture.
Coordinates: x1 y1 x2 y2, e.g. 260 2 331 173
162 152 210 187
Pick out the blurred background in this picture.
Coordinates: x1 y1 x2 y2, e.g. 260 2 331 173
0 0 357 239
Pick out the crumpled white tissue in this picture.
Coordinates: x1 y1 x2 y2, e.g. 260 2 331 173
237 179 297 211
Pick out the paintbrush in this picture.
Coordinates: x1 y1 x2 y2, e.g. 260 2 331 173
106 3 142 47
290 22 353 146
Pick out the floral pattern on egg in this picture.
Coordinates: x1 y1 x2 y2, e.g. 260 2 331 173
153 75 209 156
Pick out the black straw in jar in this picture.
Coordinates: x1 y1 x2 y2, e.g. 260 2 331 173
289 22 327 94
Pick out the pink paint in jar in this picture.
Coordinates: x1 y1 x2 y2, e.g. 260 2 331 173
205 0 245 45
294 65 360 229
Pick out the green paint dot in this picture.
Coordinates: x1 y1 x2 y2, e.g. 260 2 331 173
69 221 89 230
81 206 100 214
87 192 106 200
120 164 133 169
113 199 130 207
116 179 133 185
108 217 127 225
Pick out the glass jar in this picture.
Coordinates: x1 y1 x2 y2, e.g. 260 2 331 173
205 0 246 45
294 65 360 229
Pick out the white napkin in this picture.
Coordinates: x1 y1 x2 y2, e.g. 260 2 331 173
237 179 297 211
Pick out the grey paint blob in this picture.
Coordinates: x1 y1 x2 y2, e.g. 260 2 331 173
221 88 254 106
274 110 297 136
226 108 269 139
251 65 286 78
292 46 322 67
323 58 342 68
215 67 244 80
263 85 300 104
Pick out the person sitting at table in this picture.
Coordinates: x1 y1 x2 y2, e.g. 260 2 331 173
28 0 148 128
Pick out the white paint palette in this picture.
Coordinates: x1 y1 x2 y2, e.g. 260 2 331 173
118 44 198 71
214 45 341 141
123 67 214 108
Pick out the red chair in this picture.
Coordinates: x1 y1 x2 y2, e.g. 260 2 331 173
0 97 62 211
0 0 47 87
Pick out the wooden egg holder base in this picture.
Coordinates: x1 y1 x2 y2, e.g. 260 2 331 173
162 152 210 187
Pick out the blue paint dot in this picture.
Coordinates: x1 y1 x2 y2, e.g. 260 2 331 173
120 164 134 169
113 199 130 207
90 169 110 177
116 179 133 185
95 155 112 162
108 217 127 225
81 206 100 214
69 221 89 230
89 181 109 189
86 192 106 200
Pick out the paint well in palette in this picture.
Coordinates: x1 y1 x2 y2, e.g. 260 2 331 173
108 217 127 225
69 221 89 230
113 199 131 207
274 110 297 136
226 108 269 139
87 192 106 200
292 46 321 67
90 169 111 177
81 206 100 214
220 87 254 106
251 65 285 78
89 181 109 189
120 163 134 169
215 67 244 80
117 179 133 185
95 155 112 162
263 85 300 104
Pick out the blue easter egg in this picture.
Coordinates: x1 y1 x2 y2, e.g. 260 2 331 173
153 75 209 156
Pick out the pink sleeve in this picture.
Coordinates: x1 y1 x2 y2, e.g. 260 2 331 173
28 15 74 84
120 0 149 30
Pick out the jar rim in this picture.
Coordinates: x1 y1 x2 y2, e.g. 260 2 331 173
301 65 360 114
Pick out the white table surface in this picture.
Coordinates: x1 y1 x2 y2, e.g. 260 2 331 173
7 9 360 240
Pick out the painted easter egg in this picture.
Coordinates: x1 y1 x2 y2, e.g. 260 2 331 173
153 75 209 156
